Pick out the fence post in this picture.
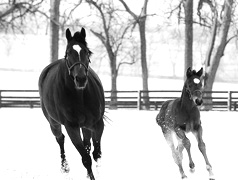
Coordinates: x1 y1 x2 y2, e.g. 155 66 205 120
228 91 231 111
0 90 1 108
137 90 141 110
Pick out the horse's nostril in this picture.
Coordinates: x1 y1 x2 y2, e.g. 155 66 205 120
75 76 86 84
75 76 79 82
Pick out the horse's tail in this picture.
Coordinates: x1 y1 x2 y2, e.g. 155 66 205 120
156 100 171 126
102 111 112 126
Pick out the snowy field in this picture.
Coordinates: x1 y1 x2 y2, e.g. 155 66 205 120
0 109 237 180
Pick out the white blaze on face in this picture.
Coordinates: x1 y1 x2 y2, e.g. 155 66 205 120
73 45 81 54
193 78 200 84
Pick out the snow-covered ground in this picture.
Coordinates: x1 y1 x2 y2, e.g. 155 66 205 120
0 109 237 180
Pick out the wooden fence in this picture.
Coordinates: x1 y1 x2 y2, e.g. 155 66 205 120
0 90 238 111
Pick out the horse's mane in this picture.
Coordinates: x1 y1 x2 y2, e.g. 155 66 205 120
73 32 93 57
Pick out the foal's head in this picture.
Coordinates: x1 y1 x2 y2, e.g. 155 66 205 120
65 28 92 90
185 67 204 106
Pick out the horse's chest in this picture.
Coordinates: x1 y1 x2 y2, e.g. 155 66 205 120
164 102 195 131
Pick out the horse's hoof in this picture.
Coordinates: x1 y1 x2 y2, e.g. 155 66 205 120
87 172 95 180
61 160 70 173
96 158 102 168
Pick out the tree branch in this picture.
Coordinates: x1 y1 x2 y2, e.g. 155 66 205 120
118 0 137 20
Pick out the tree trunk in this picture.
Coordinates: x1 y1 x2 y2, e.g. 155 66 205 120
203 0 233 110
119 0 149 109
184 0 193 80
50 0 60 62
139 0 149 109
139 21 149 109
110 55 118 109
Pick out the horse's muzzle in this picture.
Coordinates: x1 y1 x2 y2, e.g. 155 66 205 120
74 76 88 89
192 90 203 106
195 98 203 106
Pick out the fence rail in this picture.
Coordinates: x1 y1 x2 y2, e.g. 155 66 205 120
0 90 238 111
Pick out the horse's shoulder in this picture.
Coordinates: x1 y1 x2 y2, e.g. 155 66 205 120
39 60 63 82
88 68 102 84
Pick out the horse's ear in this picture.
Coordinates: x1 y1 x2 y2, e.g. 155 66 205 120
66 28 72 41
186 67 192 78
81 27 86 39
196 67 203 77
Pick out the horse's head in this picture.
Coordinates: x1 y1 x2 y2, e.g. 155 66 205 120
185 67 204 106
65 28 92 90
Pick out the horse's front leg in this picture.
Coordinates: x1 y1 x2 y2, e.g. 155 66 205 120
82 128 92 154
49 122 70 173
65 124 95 180
193 125 215 180
92 119 104 164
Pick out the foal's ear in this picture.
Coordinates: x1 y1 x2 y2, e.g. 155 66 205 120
81 27 86 39
186 67 192 78
66 28 72 41
196 67 203 77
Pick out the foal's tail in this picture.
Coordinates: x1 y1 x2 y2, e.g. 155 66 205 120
156 100 171 126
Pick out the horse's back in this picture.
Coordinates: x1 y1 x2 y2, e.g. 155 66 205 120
156 100 173 126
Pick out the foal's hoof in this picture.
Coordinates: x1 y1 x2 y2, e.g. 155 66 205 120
189 162 195 169
181 174 187 179
190 167 195 173
61 160 70 173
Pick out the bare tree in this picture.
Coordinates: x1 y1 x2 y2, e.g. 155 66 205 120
85 0 137 109
50 0 61 62
184 0 193 79
0 0 44 33
167 0 236 109
167 0 193 79
198 0 235 110
119 0 150 109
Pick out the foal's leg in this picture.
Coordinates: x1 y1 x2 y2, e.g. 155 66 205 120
176 137 184 163
164 131 187 179
65 124 95 180
175 127 195 170
193 125 214 180
92 119 104 163
49 121 69 173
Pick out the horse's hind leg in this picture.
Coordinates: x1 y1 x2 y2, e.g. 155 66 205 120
164 131 187 179
175 127 195 171
176 137 184 163
193 125 214 180
92 119 104 163
49 122 69 173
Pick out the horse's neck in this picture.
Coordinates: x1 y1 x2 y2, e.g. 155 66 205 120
180 86 193 110
59 61 85 106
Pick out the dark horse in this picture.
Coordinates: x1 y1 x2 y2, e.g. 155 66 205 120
39 28 105 180
156 67 214 180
